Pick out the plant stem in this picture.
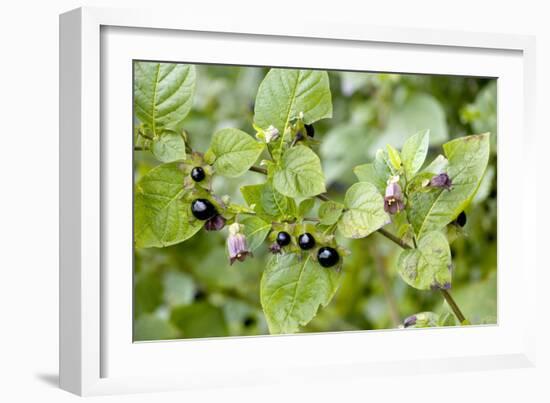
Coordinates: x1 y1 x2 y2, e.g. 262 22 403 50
316 193 330 202
246 164 468 324
134 146 145 151
377 228 412 249
440 289 466 323
249 165 268 175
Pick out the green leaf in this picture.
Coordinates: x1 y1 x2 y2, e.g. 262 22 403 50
422 154 448 174
134 314 179 341
241 216 271 251
134 62 195 136
254 68 332 134
386 144 402 171
273 145 326 198
318 201 344 225
134 162 203 248
261 184 289 217
354 149 394 194
170 302 228 338
298 199 315 218
208 128 264 177
338 182 389 239
260 254 341 334
240 184 263 207
401 129 430 178
151 131 186 162
397 231 452 290
409 133 490 238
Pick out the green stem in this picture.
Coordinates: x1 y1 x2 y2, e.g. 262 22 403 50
249 165 268 175
440 289 466 324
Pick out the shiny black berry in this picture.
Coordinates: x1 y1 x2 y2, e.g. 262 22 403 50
317 246 339 268
276 231 291 247
305 124 315 137
456 211 467 227
191 198 217 220
191 166 206 182
298 233 316 250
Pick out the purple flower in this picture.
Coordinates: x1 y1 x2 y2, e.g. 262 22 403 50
384 181 405 215
227 223 252 265
428 173 452 190
204 214 226 231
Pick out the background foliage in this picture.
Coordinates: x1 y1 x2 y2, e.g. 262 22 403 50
134 64 497 341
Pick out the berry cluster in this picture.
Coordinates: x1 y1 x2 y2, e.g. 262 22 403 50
275 231 339 268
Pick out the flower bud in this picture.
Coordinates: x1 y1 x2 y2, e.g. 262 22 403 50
428 173 452 190
227 223 252 265
384 181 404 215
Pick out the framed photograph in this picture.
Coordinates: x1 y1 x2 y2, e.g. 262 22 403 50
60 7 537 396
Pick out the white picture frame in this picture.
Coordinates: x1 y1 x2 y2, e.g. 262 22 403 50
59 6 537 396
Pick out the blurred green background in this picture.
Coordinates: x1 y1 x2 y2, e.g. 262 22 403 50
134 65 497 341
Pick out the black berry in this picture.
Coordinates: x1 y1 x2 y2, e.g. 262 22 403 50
298 233 316 250
276 231 291 247
243 316 256 328
191 166 206 182
191 198 217 220
317 246 340 268
305 124 315 137
456 211 467 227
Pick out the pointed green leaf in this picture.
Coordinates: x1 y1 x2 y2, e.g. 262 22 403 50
134 62 195 136
273 145 326 198
134 162 203 248
261 183 290 217
401 129 430 178
397 231 452 290
151 131 186 162
241 216 271 251
338 182 389 238
409 133 490 238
208 128 265 178
254 68 332 134
386 144 402 171
260 254 341 334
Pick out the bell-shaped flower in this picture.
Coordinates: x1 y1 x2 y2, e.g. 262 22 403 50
428 173 452 190
227 223 252 265
384 178 405 215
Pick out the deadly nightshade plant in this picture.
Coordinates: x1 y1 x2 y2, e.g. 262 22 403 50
133 62 491 335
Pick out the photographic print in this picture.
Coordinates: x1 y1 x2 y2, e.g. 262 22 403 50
133 62 496 341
